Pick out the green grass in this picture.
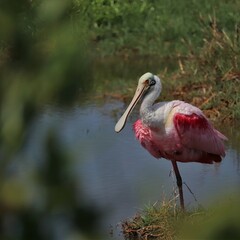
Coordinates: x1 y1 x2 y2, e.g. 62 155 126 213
122 196 240 240
78 0 240 57
122 198 204 240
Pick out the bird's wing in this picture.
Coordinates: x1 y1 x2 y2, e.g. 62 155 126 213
173 112 227 156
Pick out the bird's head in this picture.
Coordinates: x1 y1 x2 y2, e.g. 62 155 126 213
115 72 161 133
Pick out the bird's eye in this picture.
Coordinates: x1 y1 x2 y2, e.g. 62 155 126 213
149 78 156 86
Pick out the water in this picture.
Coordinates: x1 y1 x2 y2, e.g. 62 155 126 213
2 58 240 239
22 100 240 239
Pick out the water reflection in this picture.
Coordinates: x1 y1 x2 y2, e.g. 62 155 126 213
6 100 238 239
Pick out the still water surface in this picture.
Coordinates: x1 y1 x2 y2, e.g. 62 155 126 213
25 99 240 239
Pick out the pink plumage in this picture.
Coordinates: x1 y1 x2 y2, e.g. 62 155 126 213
133 106 227 164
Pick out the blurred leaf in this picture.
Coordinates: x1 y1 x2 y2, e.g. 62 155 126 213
179 196 240 240
0 0 92 153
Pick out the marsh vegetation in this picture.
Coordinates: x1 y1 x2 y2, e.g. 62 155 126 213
122 197 240 240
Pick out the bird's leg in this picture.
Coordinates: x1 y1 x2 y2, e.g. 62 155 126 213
171 160 185 211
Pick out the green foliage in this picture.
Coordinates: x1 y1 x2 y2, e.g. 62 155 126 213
76 0 240 56
179 197 240 240
0 0 92 153
0 1 104 239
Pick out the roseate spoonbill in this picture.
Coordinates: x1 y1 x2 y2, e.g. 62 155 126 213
115 72 227 210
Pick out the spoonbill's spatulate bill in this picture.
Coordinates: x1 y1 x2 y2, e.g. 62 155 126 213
115 72 227 210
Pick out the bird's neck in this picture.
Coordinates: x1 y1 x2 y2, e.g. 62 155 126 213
140 89 161 126
140 94 155 111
